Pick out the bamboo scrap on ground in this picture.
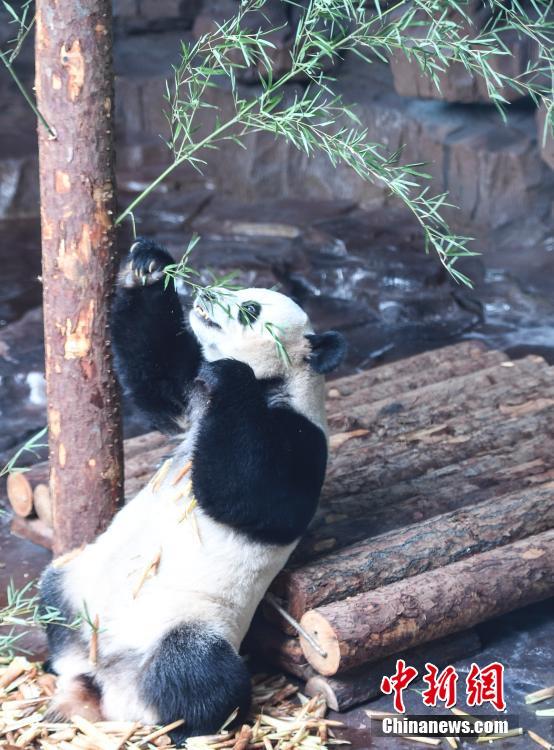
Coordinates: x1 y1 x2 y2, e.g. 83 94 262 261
0 659 343 750
298 529 554 675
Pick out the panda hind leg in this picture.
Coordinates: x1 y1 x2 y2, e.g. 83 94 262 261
140 624 251 741
40 566 102 721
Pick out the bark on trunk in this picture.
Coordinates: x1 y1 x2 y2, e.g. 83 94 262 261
327 345 506 409
299 529 554 675
35 0 123 554
277 482 554 621
304 630 481 712
327 355 550 438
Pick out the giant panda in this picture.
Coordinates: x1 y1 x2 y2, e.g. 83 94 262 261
40 238 346 741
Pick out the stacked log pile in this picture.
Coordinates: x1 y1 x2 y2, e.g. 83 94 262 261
7 342 554 710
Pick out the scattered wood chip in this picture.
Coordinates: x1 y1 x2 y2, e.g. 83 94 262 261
172 459 192 486
0 660 342 750
476 728 523 742
450 707 478 721
0 657 29 690
364 710 396 720
445 738 458 749
151 458 172 493
71 714 117 750
525 686 554 704
528 729 554 750
178 497 198 524
400 736 440 746
138 718 186 746
329 429 369 451
132 549 162 598
232 724 252 750
52 545 85 569
536 708 554 717
88 614 100 666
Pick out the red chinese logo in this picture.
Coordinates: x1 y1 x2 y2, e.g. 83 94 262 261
421 663 459 709
380 659 418 713
466 662 506 711
380 660 506 712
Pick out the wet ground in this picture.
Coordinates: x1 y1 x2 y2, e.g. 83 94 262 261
1 175 553 748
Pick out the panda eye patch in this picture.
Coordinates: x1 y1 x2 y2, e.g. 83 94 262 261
238 301 261 326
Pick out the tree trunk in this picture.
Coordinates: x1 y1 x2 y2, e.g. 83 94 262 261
304 629 481 712
35 0 123 554
299 529 554 675
278 482 554 621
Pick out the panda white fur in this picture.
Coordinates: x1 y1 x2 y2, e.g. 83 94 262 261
40 238 346 741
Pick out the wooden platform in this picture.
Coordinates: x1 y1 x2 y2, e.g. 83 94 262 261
8 341 554 710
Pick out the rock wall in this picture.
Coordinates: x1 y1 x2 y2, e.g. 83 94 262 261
0 1 551 251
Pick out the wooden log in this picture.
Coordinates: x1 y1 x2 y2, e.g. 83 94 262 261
6 472 38 518
325 391 554 499
299 529 554 676
277 482 554 621
9 340 496 516
11 516 54 549
296 405 554 561
305 629 481 711
326 341 498 397
327 356 550 438
327 347 506 410
34 484 53 526
244 620 313 680
322 431 554 517
321 368 554 510
268 457 554 632
5 431 171 520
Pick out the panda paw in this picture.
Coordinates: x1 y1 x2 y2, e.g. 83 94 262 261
118 238 174 289
195 360 257 399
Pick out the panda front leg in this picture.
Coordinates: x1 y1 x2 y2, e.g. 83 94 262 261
111 239 202 433
191 359 328 545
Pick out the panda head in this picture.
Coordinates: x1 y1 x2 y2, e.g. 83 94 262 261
189 287 346 381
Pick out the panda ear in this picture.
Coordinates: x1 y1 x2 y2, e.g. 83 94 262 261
305 331 347 374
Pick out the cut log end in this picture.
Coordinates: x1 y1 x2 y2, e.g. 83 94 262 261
34 483 53 526
299 610 341 677
6 472 35 518
305 675 341 711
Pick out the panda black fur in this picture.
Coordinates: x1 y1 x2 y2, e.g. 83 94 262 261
40 238 346 741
